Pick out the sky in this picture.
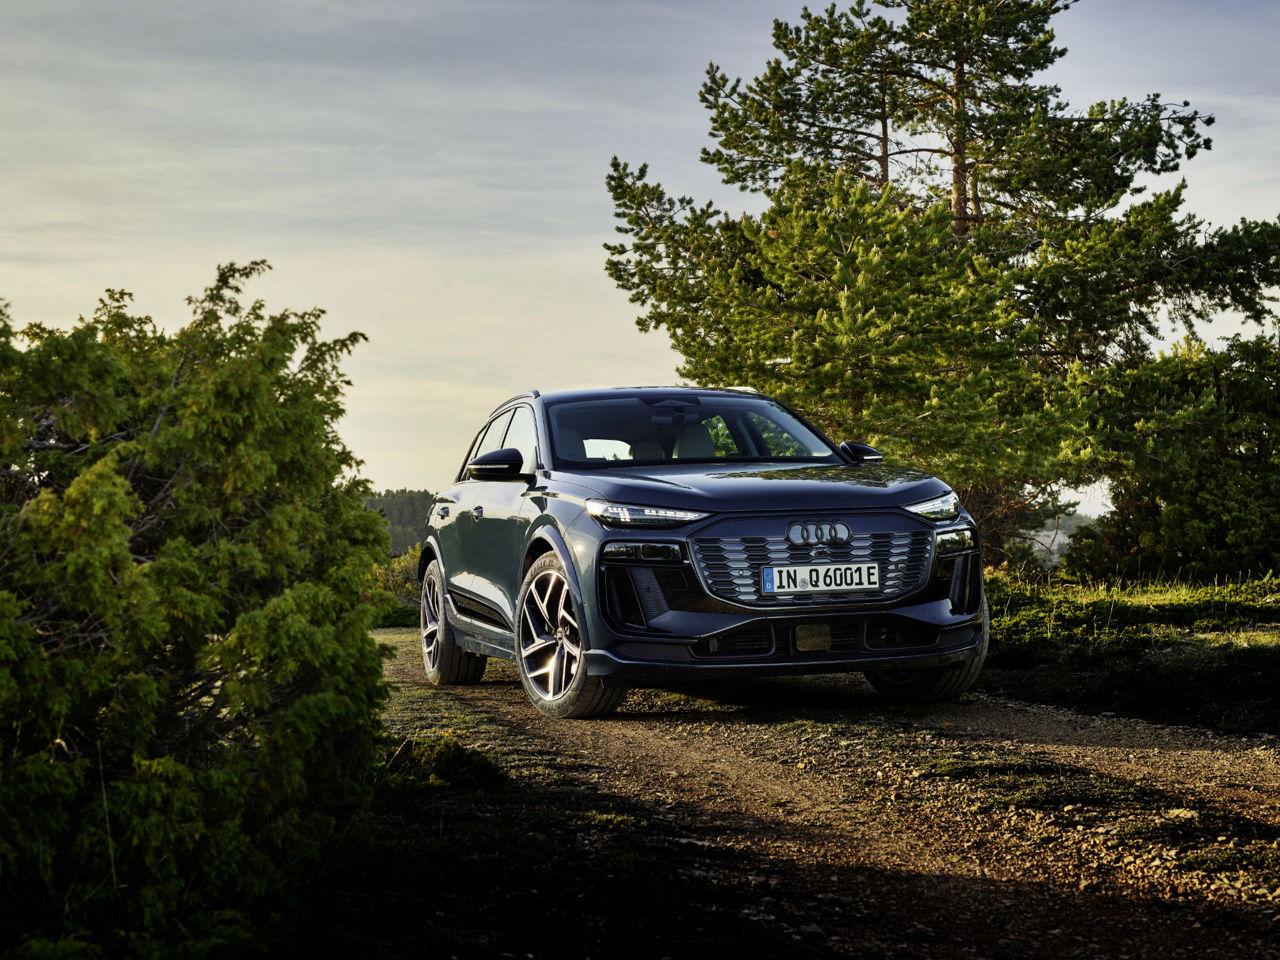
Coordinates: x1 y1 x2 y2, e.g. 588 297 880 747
3 0 1279 497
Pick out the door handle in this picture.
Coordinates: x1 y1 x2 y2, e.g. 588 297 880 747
437 506 450 518
474 506 485 518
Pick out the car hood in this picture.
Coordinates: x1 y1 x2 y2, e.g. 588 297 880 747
552 461 950 512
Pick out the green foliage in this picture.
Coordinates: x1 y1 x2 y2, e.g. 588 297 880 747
365 488 433 556
371 542 422 627
606 0 1280 552
608 169 1050 494
983 574 1280 732
385 734 507 792
1065 334 1280 580
987 574 1279 647
0 264 389 953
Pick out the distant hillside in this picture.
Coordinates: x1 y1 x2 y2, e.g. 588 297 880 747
366 488 433 556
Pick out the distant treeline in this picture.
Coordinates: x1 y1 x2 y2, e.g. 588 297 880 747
366 488 434 555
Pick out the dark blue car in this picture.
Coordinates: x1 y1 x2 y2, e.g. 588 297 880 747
419 387 987 717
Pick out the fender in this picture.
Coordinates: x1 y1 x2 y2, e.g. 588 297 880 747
417 534 444 583
524 522 592 650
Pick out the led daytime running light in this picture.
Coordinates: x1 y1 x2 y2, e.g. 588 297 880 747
586 500 708 526
906 491 960 521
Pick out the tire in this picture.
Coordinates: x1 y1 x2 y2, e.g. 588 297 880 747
864 599 989 704
515 552 626 718
420 559 486 685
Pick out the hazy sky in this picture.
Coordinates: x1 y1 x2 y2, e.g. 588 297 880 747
4 0 1279 494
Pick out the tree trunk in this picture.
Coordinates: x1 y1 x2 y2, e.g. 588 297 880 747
951 60 969 236
879 71 891 187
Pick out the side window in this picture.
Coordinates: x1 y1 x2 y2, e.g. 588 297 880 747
475 411 514 459
501 405 539 473
458 428 487 481
459 410 514 481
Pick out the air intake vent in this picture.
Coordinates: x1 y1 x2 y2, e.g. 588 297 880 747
691 624 774 658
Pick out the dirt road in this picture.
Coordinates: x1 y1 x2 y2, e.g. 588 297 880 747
338 628 1280 959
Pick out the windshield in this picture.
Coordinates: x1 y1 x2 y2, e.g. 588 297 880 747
545 394 839 469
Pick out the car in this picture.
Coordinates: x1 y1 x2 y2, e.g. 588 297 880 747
418 386 987 718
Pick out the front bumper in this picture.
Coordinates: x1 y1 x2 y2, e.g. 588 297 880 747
584 598 986 682
584 513 985 682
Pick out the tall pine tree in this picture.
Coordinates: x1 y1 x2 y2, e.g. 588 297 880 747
606 0 1280 552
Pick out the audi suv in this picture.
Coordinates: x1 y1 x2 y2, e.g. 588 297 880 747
418 387 987 717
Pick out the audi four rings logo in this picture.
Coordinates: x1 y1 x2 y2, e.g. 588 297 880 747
786 521 852 546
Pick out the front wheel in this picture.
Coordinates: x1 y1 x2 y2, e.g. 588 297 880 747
421 559 486 685
864 600 989 704
515 552 626 718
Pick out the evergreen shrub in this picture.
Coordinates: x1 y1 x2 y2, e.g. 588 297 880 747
0 263 389 954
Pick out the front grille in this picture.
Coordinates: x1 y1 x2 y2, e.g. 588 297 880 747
690 531 933 606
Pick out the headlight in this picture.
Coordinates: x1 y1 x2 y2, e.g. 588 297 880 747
906 491 960 521
586 500 709 527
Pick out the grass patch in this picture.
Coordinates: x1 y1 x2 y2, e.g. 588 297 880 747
1114 805 1280 883
385 734 507 791
774 718 835 737
987 575 1280 647
570 809 645 830
625 684 748 716
920 755 1164 810
1178 845 1280 885
982 575 1280 733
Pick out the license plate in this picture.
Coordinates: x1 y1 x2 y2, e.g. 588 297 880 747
762 563 879 594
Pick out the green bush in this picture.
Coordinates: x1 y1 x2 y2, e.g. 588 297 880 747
371 543 420 627
1066 335 1280 581
386 734 506 791
373 542 421 607
0 264 389 954
379 604 420 628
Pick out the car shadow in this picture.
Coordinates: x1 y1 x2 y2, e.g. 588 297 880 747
307 741 1280 960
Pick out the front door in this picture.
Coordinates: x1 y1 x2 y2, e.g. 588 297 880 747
466 404 539 634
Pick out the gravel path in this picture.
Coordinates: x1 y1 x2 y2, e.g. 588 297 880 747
378 629 1280 959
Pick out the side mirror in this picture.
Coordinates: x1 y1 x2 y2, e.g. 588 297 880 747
839 440 883 463
467 447 527 480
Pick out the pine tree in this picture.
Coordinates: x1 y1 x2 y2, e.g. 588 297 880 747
606 0 1280 551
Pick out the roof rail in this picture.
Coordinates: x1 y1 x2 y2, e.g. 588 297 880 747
720 385 761 394
488 390 539 416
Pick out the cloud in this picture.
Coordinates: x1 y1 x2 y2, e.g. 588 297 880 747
3 0 1278 491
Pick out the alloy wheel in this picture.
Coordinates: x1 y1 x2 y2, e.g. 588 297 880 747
421 573 442 671
519 569 581 700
